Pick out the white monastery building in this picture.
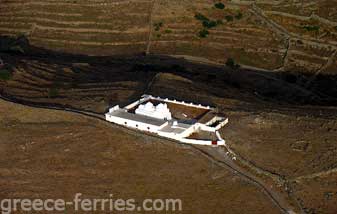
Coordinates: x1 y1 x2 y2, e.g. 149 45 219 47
135 102 172 120
105 95 228 146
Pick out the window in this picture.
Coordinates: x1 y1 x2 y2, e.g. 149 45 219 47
136 124 138 128
124 122 127 125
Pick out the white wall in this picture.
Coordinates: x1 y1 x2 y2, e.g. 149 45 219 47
105 114 167 133
143 95 214 110
179 138 225 146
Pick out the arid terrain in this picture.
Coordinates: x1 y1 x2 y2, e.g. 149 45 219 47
0 0 337 214
0 99 283 214
0 0 336 74
0 50 336 213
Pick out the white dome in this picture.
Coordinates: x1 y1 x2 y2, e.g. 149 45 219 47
156 103 165 109
135 102 172 120
144 102 154 110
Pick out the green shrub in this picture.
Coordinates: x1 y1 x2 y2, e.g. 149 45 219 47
225 15 234 22
198 29 209 38
154 22 163 31
226 58 240 69
214 2 225 9
302 25 320 32
195 13 209 22
202 20 217 29
164 29 172 34
226 58 235 67
0 69 12 80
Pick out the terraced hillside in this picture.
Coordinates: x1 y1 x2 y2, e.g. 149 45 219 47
0 0 151 54
0 57 155 112
0 0 336 74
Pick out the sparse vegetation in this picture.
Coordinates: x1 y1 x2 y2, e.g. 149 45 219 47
153 22 163 31
164 29 172 34
195 12 223 38
198 29 209 38
301 25 320 32
226 58 240 69
214 2 225 9
195 13 209 22
195 13 221 29
202 20 217 29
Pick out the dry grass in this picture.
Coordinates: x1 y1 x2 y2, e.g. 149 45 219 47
0 99 281 214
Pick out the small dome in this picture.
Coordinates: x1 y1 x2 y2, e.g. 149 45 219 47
144 102 154 110
156 103 164 109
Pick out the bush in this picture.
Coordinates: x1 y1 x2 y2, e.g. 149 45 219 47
226 58 235 67
164 29 172 34
225 15 234 22
198 29 209 38
202 20 217 29
302 25 320 32
0 69 11 80
214 2 225 9
195 13 209 22
226 58 240 69
153 22 163 31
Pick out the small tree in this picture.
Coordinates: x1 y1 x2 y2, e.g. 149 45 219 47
226 58 235 68
153 22 163 31
195 13 209 22
226 58 240 69
214 2 225 9
202 20 217 29
198 29 209 38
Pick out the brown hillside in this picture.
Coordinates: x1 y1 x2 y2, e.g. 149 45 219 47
0 0 336 74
